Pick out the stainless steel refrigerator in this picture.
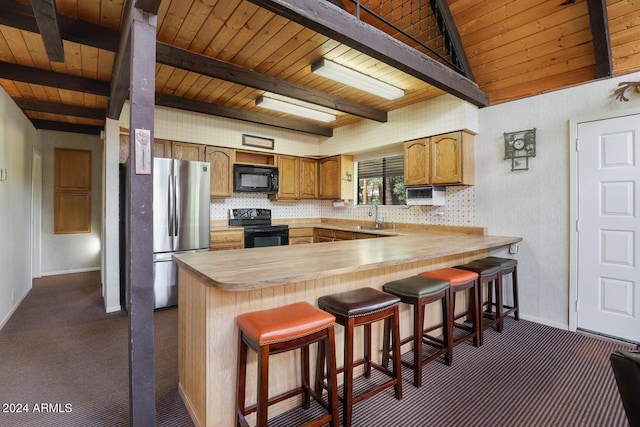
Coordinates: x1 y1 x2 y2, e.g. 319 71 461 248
153 158 210 308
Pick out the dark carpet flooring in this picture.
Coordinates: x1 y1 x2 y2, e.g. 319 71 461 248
0 272 633 427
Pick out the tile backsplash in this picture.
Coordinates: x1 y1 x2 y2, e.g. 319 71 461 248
210 186 475 226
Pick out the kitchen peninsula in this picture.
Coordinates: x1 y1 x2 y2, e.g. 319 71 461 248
173 228 521 427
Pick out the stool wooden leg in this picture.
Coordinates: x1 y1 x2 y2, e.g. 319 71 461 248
236 332 248 427
381 318 391 369
472 280 481 347
391 306 402 399
301 344 310 409
315 339 326 396
364 323 372 378
326 326 340 427
512 266 520 320
495 274 504 332
442 291 453 365
414 301 425 387
256 345 270 427
343 318 355 427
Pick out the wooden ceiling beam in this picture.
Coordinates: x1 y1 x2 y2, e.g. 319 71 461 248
247 0 489 107
586 0 613 78
107 0 135 120
30 119 103 135
0 61 110 95
156 43 386 123
14 98 106 120
2 1 384 124
30 0 64 62
134 0 163 15
156 93 333 137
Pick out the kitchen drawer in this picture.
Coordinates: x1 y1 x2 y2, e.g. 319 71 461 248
210 229 244 243
289 228 314 238
290 236 314 245
355 232 378 239
315 229 335 239
334 230 355 240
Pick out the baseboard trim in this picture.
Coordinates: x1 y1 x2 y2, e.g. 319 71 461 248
0 288 30 331
41 267 100 276
519 313 568 331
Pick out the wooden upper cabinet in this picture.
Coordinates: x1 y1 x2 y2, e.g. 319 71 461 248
430 131 474 185
403 138 429 186
205 146 234 198
272 155 300 200
319 155 354 200
54 148 91 234
403 131 475 186
154 139 172 158
299 157 318 199
172 141 205 161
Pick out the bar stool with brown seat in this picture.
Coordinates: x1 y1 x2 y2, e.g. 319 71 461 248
453 261 502 345
382 275 453 388
420 268 481 354
236 301 340 427
316 287 402 427
477 256 520 322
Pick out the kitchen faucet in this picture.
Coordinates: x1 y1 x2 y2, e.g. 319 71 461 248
368 202 384 229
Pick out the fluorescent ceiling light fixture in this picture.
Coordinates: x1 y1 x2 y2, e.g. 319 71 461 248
256 96 336 122
311 58 405 100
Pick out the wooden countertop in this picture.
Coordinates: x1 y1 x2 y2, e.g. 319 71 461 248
174 232 521 292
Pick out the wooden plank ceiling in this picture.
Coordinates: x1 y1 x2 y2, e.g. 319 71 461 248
0 0 639 136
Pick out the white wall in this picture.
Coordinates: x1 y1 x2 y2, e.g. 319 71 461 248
475 72 640 329
40 131 103 275
0 87 40 328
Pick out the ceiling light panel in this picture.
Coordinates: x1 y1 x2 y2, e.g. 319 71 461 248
312 59 405 100
256 96 336 122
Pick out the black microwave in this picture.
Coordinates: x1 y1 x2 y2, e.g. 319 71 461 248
233 164 279 193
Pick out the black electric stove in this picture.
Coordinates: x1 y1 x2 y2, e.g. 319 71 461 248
228 208 289 248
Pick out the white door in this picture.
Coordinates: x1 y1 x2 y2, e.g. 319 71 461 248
577 114 640 343
31 148 42 278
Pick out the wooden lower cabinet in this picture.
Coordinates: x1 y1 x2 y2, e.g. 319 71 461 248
210 229 244 250
289 228 314 245
315 228 335 243
334 230 355 240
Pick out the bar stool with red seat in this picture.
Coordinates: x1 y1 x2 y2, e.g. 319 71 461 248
382 275 453 387
476 256 520 322
236 301 340 427
420 268 481 355
316 287 403 427
453 261 502 345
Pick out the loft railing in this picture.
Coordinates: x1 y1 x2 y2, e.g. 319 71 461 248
338 0 465 76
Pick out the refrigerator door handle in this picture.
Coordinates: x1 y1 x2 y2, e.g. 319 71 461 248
173 175 179 238
168 175 174 237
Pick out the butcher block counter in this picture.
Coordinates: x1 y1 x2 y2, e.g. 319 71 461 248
173 230 521 427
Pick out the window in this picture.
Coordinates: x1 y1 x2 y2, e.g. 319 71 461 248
357 155 405 205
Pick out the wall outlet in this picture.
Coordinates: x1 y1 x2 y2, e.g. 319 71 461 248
509 243 519 254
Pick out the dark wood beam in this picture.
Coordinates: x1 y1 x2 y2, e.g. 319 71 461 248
246 0 489 107
126 6 157 426
0 1 120 52
30 119 103 135
156 43 386 122
0 2 384 123
586 0 613 78
107 0 135 120
134 0 163 15
156 93 333 137
29 0 65 62
15 98 106 120
0 61 110 95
